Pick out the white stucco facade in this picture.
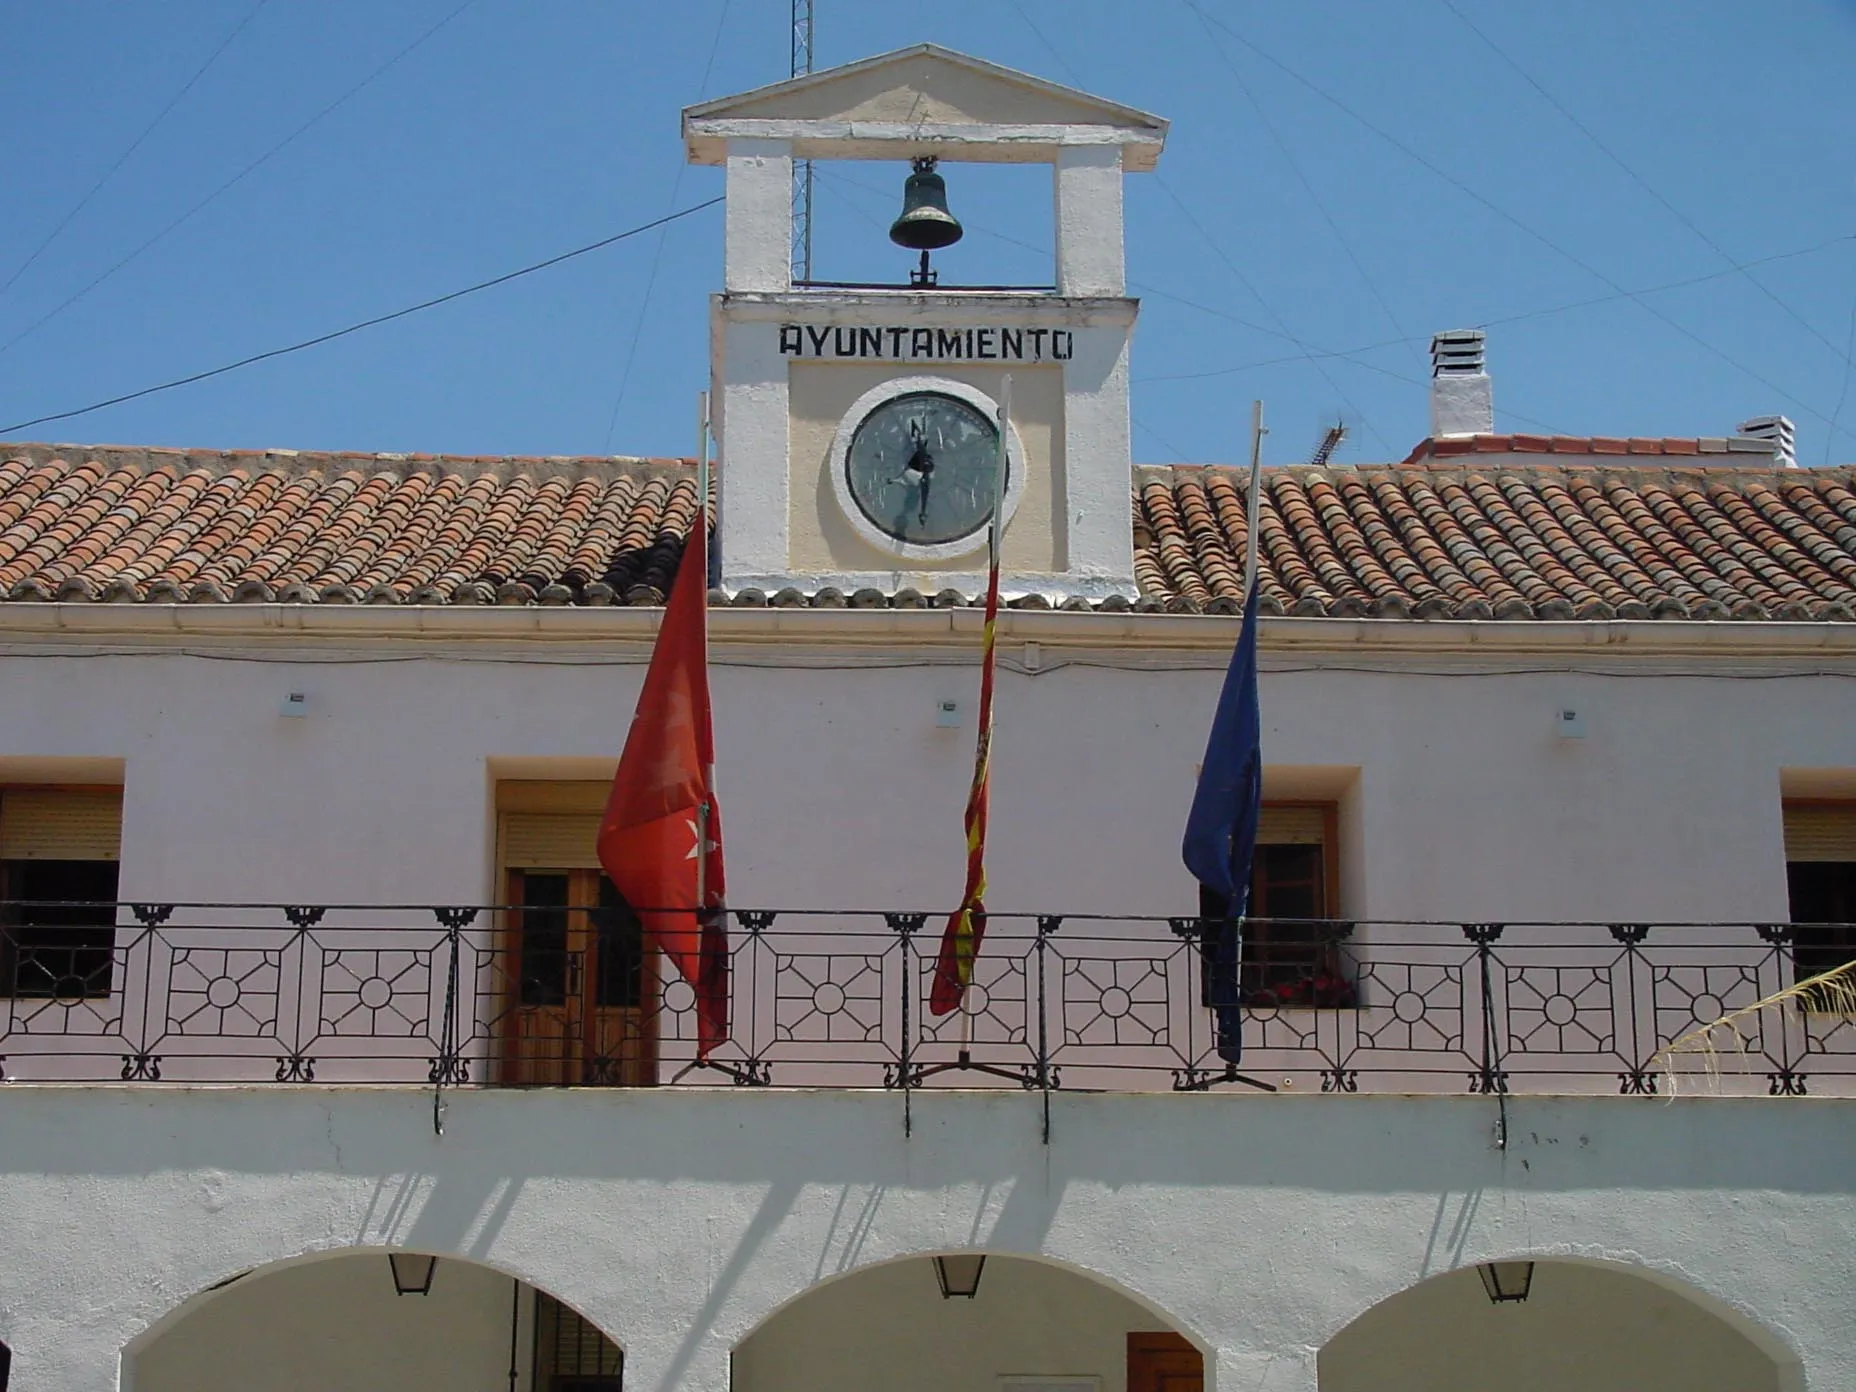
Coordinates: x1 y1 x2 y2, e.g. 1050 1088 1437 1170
0 605 1847 1387
0 1087 1839 1391
0 607 1849 923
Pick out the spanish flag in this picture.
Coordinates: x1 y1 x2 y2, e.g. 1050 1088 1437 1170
930 382 1010 1016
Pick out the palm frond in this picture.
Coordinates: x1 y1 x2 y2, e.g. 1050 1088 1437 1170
1653 958 1856 1093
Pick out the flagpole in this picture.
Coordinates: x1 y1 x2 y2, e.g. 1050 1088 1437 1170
1245 399 1266 599
695 390 713 916
960 374 1012 1055
991 375 1012 565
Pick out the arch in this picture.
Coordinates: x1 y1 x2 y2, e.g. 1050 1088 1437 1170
732 1251 1207 1392
123 1247 625 1392
1319 1256 1803 1392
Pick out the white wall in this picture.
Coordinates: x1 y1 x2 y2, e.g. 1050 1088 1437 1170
1321 1262 1781 1392
133 1254 531 1392
0 625 1849 923
0 1087 1834 1392
734 1255 1170 1392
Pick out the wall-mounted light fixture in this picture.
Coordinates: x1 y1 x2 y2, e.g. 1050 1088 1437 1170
389 1253 438 1296
933 1254 985 1300
1478 1261 1534 1304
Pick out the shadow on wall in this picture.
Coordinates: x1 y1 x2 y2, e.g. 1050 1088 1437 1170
1320 1259 1800 1392
125 1249 620 1392
731 1252 1200 1392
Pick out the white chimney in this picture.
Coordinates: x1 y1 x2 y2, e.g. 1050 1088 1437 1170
1430 329 1493 438
1736 415 1797 468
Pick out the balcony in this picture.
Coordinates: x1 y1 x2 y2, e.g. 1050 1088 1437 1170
0 903 1851 1097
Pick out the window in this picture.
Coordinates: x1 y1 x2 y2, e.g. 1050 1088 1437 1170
1199 802 1355 1008
497 782 655 1086
1784 803 1856 987
533 1291 623 1391
0 787 122 1001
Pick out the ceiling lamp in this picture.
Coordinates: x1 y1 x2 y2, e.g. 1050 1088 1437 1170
932 1254 986 1300
389 1253 438 1296
1478 1261 1534 1304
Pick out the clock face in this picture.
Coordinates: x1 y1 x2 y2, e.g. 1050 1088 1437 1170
844 390 1005 547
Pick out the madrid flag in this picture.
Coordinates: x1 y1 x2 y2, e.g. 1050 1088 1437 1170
597 517 728 1058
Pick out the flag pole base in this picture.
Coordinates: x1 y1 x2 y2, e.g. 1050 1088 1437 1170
896 1048 1043 1091
1172 1064 1279 1093
669 1057 771 1087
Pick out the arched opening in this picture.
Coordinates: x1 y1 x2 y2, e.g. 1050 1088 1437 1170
1320 1258 1797 1392
126 1250 622 1392
1 1337 10 1391
733 1253 1203 1392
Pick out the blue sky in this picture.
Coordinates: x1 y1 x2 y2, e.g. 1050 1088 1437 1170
4 1 1855 467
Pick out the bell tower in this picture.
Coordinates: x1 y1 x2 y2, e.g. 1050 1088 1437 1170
684 44 1167 601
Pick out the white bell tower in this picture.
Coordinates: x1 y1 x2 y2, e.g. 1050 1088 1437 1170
683 44 1167 601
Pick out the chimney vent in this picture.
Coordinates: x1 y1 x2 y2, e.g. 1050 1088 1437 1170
1736 415 1797 468
1429 329 1493 438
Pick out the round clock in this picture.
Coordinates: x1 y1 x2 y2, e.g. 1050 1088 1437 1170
829 377 1023 559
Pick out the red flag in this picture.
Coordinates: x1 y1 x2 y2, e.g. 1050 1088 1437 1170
929 514 1002 1016
597 507 728 1057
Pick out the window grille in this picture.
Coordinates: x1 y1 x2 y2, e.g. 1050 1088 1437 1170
534 1290 623 1390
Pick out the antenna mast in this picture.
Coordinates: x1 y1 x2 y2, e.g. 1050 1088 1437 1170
791 0 815 283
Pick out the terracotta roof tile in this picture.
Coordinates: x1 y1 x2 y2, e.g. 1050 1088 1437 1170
1135 462 1856 621
1 443 1854 619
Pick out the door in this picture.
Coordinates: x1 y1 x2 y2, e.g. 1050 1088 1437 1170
1128 1332 1203 1392
501 869 656 1085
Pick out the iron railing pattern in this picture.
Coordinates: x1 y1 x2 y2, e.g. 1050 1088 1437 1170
0 905 1851 1096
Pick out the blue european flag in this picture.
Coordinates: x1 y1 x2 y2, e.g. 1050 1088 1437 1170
1181 581 1262 1063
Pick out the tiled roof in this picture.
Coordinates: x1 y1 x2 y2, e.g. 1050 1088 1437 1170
1403 433 1781 463
0 445 700 605
1 443 1853 619
1136 462 1856 620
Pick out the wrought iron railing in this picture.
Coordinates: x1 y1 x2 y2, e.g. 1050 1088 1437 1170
0 905 1851 1097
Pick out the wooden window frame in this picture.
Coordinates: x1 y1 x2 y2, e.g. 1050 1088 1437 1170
1783 799 1856 1004
0 784 123 1002
1199 800 1357 1009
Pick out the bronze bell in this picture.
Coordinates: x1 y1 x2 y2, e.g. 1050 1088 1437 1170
888 156 964 251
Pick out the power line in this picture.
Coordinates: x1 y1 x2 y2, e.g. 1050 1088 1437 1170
1006 0 1395 453
0 0 272 302
0 198 724 436
603 0 734 450
818 164 1573 435
1138 234 1855 385
1436 0 1856 374
1187 5 1424 375
1826 268 1856 466
0 0 479 361
1153 178 1397 453
821 170 1197 457
1179 0 1856 449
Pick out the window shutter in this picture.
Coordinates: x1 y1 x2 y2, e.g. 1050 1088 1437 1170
0 789 123 861
501 813 604 870
1784 805 1856 863
1257 805 1326 846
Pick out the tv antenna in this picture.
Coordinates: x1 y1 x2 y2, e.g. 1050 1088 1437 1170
1308 420 1348 467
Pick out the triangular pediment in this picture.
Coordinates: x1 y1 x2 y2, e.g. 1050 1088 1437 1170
685 44 1167 167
